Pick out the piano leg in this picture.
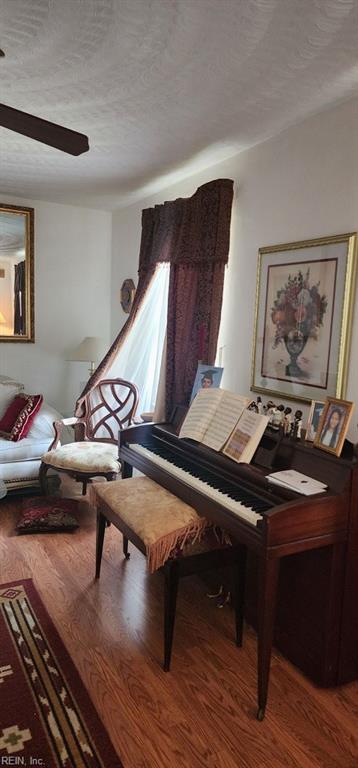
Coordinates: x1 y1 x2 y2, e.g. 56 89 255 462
163 560 180 672
257 557 280 721
121 461 133 479
233 545 247 647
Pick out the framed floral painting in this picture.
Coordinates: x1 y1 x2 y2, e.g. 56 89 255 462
251 233 357 402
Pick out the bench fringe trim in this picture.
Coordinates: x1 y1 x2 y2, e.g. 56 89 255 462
147 516 209 573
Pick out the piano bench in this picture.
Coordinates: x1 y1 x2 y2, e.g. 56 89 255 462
92 476 246 671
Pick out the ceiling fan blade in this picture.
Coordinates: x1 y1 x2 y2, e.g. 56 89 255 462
0 103 89 156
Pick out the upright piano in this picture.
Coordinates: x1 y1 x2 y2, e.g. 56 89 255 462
119 416 358 719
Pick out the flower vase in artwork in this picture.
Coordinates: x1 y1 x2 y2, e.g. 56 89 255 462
271 269 327 381
284 329 308 378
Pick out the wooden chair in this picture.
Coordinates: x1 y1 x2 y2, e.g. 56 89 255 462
40 378 139 495
93 476 247 671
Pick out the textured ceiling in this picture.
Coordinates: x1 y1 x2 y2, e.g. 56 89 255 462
0 0 357 209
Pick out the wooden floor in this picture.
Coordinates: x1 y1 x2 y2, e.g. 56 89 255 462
1 482 357 768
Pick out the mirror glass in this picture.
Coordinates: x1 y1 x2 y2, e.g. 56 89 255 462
0 204 34 342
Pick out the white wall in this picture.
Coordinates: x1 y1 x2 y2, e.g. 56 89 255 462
0 196 112 413
111 97 358 435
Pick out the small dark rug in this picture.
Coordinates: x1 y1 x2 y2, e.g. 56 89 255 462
16 497 80 534
0 579 123 767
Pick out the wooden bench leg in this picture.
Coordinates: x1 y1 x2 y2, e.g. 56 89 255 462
232 545 247 647
123 535 130 559
95 511 106 579
163 561 179 672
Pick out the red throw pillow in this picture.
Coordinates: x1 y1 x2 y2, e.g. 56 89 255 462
0 393 43 441
0 394 28 433
10 394 43 441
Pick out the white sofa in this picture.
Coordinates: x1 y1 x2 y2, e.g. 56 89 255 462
0 376 62 491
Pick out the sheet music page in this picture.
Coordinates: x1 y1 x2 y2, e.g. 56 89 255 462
223 411 269 463
179 388 222 442
202 391 250 451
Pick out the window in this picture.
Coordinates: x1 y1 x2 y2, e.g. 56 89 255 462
106 263 169 414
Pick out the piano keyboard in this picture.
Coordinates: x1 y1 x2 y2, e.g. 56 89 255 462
129 443 271 527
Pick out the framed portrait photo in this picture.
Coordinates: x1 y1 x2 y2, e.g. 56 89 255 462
190 363 223 403
314 397 354 457
305 400 325 442
251 233 357 402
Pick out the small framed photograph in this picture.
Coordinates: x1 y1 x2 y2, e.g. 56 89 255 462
305 400 325 442
190 363 223 403
314 397 354 456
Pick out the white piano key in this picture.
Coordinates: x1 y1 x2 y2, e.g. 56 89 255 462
129 444 263 527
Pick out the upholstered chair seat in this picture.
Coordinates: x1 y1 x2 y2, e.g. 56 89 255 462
42 442 120 474
39 378 139 495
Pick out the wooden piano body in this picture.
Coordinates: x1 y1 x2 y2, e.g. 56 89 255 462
248 431 358 689
118 419 358 717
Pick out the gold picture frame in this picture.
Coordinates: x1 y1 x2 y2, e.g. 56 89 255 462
0 203 34 342
314 397 354 457
251 233 357 402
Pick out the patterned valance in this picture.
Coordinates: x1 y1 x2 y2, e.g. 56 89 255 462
138 178 234 274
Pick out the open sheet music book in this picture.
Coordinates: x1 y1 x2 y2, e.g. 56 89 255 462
222 409 269 464
178 388 268 461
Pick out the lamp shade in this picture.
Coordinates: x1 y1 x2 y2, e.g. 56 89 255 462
0 310 6 324
69 337 104 363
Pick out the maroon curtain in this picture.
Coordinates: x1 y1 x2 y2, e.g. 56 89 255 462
165 261 226 416
76 178 233 417
166 262 225 417
162 180 233 416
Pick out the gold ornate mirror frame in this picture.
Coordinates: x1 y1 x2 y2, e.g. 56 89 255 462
0 203 34 342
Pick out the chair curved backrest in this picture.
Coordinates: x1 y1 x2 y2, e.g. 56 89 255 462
81 378 139 444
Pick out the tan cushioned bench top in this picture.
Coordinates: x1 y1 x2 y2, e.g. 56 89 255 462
93 476 209 572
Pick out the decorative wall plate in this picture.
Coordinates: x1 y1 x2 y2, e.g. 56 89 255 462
120 278 136 313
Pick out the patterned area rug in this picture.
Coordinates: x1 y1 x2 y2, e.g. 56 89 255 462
0 579 123 767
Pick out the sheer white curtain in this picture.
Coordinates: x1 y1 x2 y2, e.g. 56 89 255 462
105 263 170 415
